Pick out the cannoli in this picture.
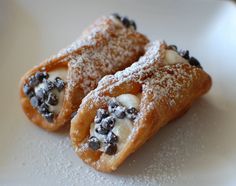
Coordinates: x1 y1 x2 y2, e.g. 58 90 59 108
70 41 212 172
19 14 149 131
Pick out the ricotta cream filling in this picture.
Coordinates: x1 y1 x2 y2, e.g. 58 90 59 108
34 68 67 114
164 49 188 65
90 94 141 153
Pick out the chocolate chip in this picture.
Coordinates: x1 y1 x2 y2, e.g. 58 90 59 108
127 114 137 120
101 116 115 130
104 143 117 155
130 20 137 30
28 91 35 98
105 132 118 144
28 75 39 87
35 71 47 82
23 83 33 97
44 112 54 122
95 109 109 123
44 80 55 91
179 49 190 60
38 103 49 114
88 136 100 151
47 92 58 106
35 88 48 101
30 96 40 108
108 98 119 113
169 45 178 51
114 106 126 119
95 125 109 135
43 71 49 79
189 57 202 69
121 17 130 28
43 71 49 77
126 107 138 120
126 107 138 114
54 77 65 91
112 13 121 20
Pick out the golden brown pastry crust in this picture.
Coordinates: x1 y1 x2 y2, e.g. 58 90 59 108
19 15 149 131
70 41 212 172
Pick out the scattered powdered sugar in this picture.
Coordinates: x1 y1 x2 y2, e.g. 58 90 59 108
70 40 208 179
18 19 206 186
92 41 199 113
41 15 148 100
31 14 147 128
66 15 148 97
14 105 207 186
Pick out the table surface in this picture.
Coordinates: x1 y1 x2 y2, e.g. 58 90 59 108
0 0 236 186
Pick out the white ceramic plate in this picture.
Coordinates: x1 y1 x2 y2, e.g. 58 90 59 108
1 0 236 185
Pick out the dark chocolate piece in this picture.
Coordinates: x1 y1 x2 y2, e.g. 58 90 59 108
47 92 58 106
95 125 109 135
28 75 39 87
112 13 121 20
121 17 130 28
44 80 55 92
35 71 47 82
54 77 65 91
126 107 138 120
105 132 118 144
38 103 49 114
42 71 49 79
130 20 137 30
108 98 119 113
189 57 202 69
88 136 100 151
169 45 178 51
44 112 54 122
101 116 115 130
179 49 190 60
95 109 109 123
35 88 48 101
104 143 117 155
114 106 126 119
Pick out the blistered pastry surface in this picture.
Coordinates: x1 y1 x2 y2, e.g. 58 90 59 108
89 41 207 111
20 15 148 131
70 41 212 172
66 16 148 97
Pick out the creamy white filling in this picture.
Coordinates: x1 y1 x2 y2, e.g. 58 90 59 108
164 49 188 65
116 94 141 109
90 122 106 151
111 117 133 152
90 94 141 153
47 68 67 82
34 68 67 114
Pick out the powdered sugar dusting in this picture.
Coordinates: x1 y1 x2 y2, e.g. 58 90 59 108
66 15 148 96
17 110 205 186
31 15 147 129
71 40 208 174
90 41 198 113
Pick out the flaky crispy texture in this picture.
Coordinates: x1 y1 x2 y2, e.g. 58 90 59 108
19 15 149 131
70 41 212 172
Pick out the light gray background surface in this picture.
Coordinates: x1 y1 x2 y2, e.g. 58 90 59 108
0 0 236 185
